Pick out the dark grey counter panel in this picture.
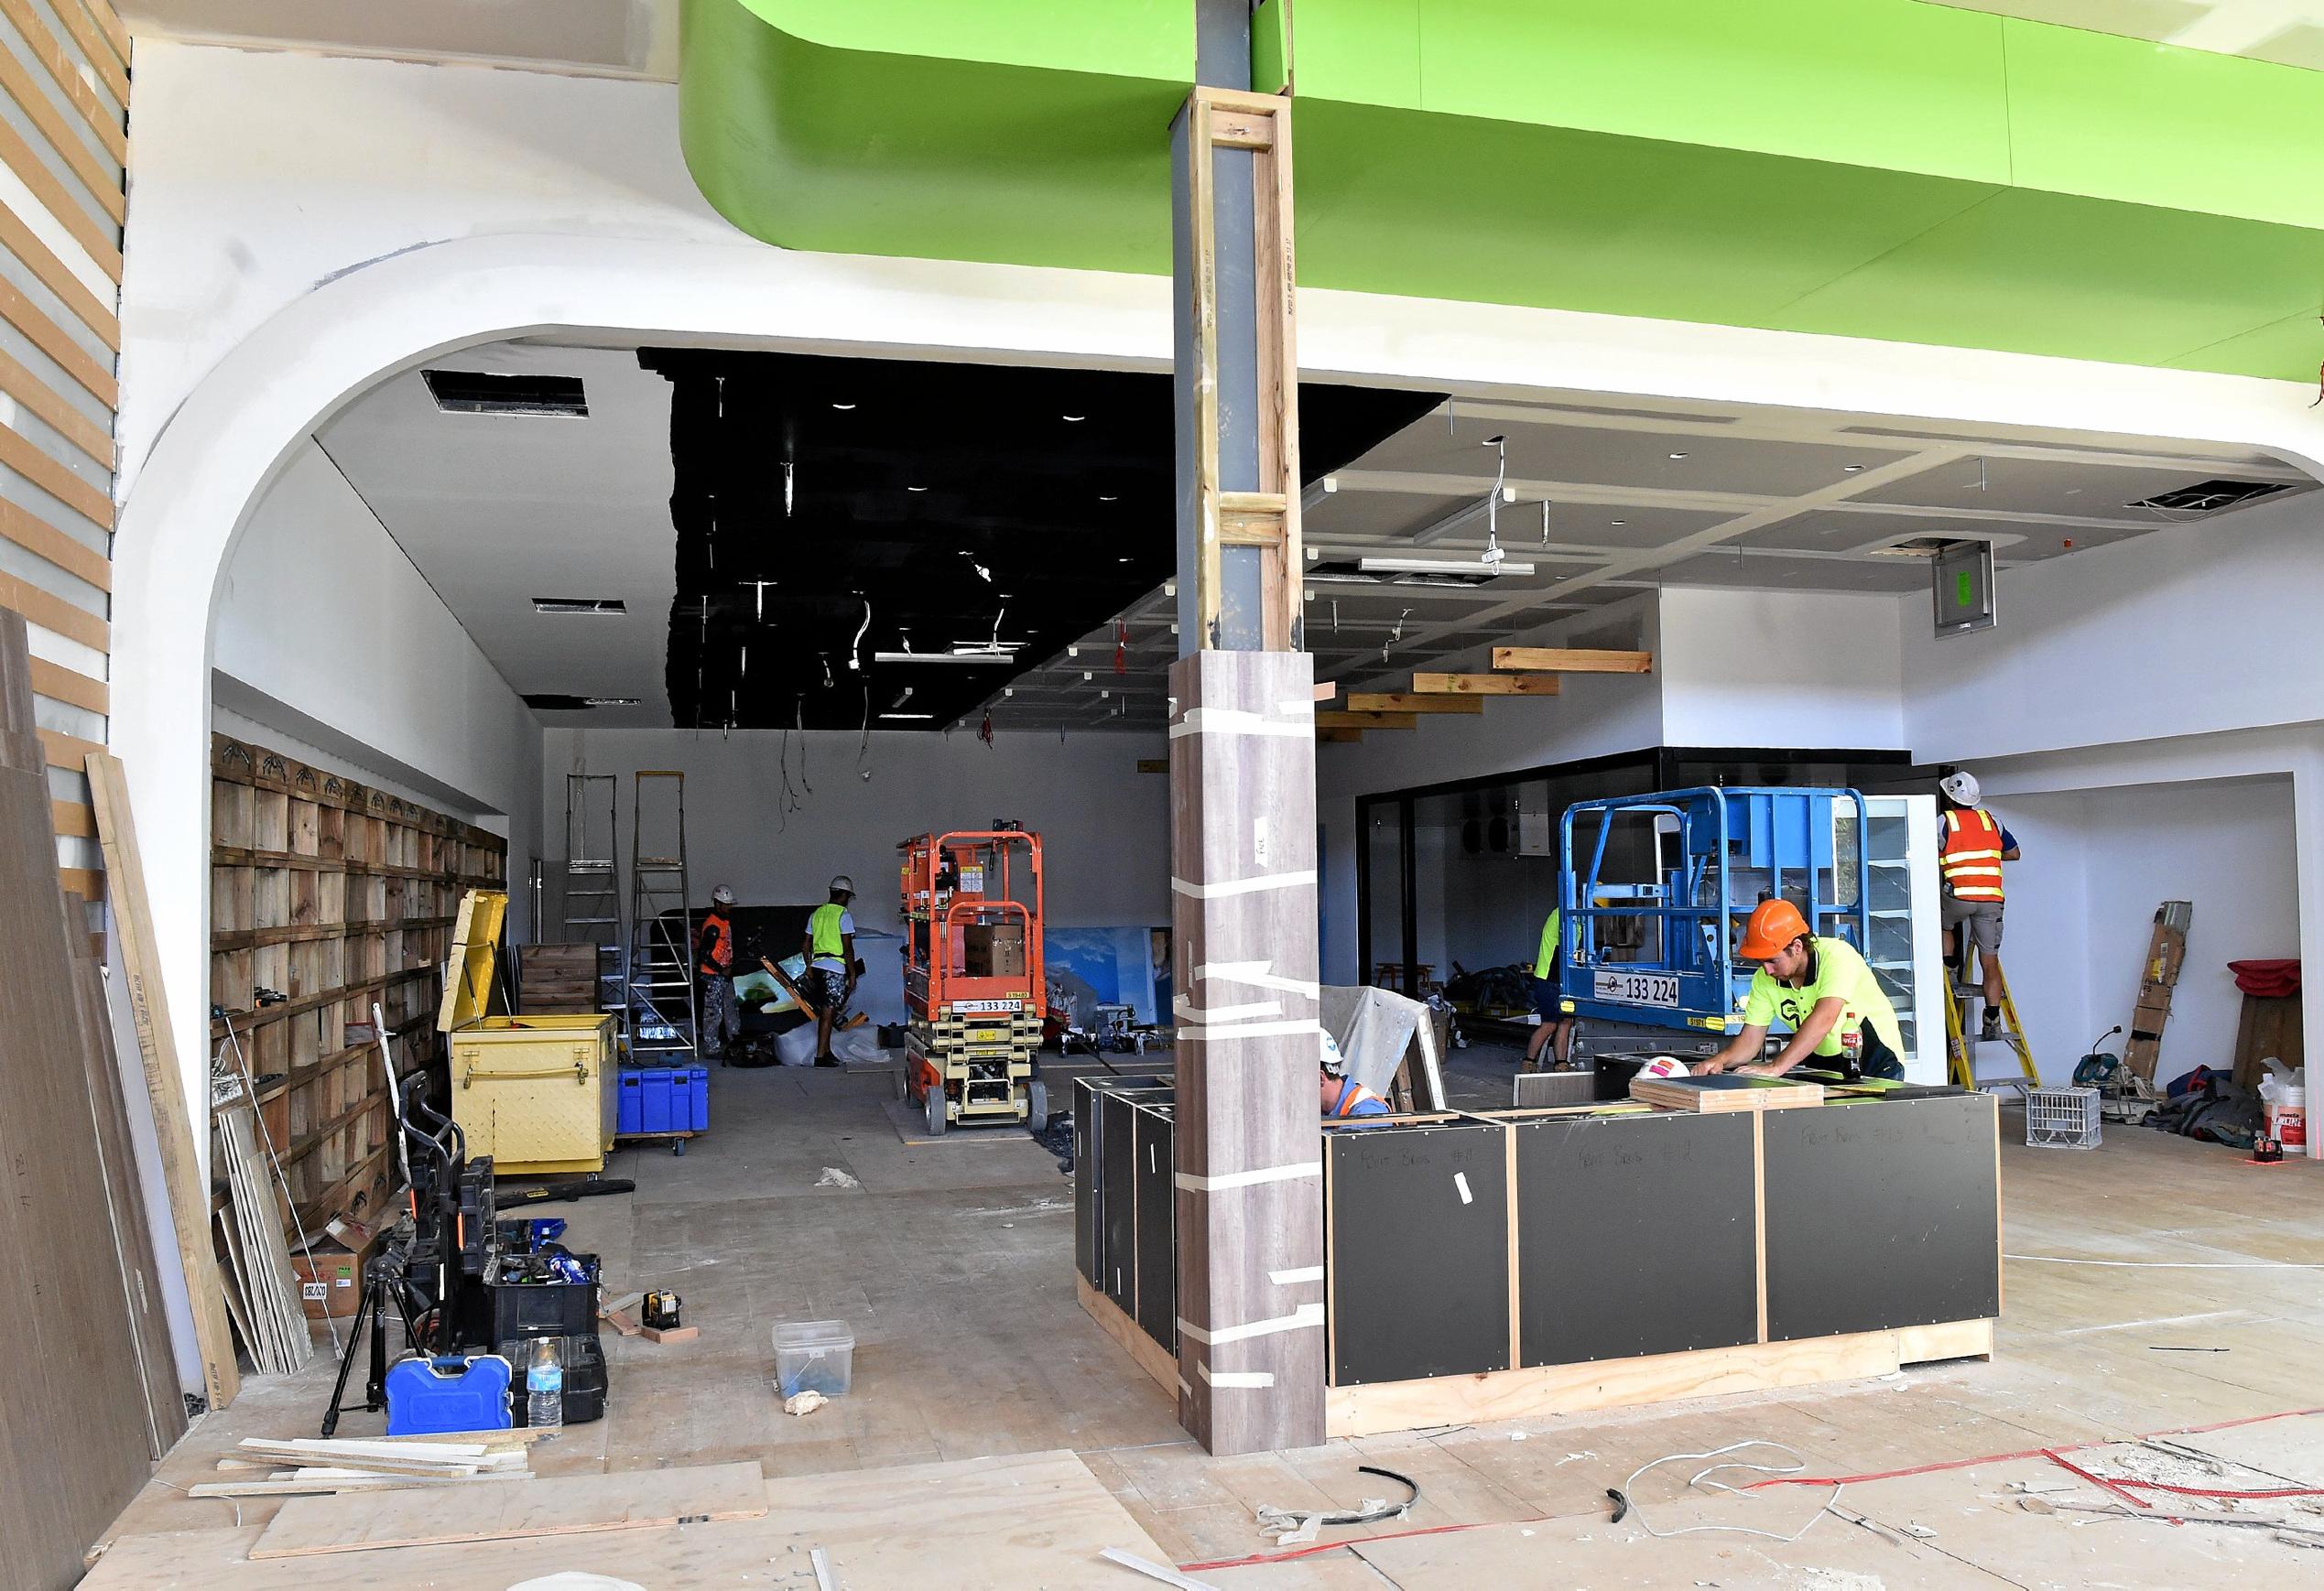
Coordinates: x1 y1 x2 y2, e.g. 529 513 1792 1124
1515 1112 1758 1366
1327 1122 1509 1386
1762 1095 2001 1340
1134 1104 1177 1348
1100 1089 1142 1311
1073 1078 1102 1285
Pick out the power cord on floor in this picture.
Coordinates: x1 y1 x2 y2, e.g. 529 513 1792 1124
1609 1440 1842 1543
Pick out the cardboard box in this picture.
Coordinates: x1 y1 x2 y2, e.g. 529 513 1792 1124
291 1227 380 1321
2145 924 2187 988
961 924 1027 979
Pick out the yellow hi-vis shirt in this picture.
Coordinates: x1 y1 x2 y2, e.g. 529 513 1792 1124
808 903 852 971
1533 908 1561 979
1743 936 1903 1058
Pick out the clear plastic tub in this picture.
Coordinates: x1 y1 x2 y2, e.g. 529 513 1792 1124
774 1318 855 1398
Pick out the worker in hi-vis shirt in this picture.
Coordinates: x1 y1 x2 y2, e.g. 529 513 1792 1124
1522 906 1575 1072
1937 771 2020 1042
1694 900 1907 1082
801 875 859 1068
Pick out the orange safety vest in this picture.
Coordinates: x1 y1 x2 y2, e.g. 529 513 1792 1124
1329 1079 1385 1119
1940 808 2006 903
697 910 733 976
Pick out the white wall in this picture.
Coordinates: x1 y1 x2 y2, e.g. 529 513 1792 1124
1660 586 1906 751
539 727 1172 1024
115 40 738 496
1990 776 2299 1087
213 439 544 930
1906 488 2324 763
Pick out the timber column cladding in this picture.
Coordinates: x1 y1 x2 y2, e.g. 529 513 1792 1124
1167 3 1323 1456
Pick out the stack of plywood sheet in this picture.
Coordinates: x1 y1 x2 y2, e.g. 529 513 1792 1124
518 943 603 1013
1630 1074 1825 1111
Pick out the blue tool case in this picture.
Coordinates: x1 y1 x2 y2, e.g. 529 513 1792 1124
384 1352 513 1434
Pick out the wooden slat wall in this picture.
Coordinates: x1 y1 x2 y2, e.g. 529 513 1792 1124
0 0 125 900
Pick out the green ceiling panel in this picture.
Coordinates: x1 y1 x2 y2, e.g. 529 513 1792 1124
1770 187 2324 368
680 0 2324 384
2001 19 2324 231
1406 0 2014 184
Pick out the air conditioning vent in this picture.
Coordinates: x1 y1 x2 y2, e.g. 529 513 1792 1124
1863 536 1960 558
531 597 626 615
424 370 588 417
2127 478 2289 514
522 693 640 710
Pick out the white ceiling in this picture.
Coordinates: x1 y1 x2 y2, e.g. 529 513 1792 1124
120 0 679 78
315 340 2317 734
318 344 678 727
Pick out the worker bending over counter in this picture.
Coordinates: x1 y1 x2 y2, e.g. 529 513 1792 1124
1696 900 1906 1082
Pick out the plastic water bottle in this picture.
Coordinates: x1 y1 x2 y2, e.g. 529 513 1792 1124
527 1337 564 1429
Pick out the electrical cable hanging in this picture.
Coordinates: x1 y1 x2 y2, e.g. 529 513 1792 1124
857 680 873 779
847 597 871 671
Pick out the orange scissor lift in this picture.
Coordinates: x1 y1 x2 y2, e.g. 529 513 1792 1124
897 829 1048 1134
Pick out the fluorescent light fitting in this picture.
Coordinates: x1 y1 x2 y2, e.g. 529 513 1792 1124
872 651 1013 666
1099 494 1119 503
1062 413 1086 422
532 597 626 615
1359 557 1536 577
880 712 936 720
1842 463 1864 472
1667 451 1689 460
907 485 929 493
831 401 856 411
581 697 640 708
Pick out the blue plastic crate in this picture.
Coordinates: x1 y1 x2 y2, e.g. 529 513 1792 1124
639 1067 674 1133
683 1065 709 1131
386 1353 512 1434
617 1070 645 1136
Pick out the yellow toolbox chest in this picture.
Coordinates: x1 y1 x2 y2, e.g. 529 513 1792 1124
438 890 618 1175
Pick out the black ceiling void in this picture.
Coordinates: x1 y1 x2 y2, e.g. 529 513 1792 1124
637 349 1439 731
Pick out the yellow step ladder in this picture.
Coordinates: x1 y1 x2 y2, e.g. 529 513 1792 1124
1945 961 2038 1097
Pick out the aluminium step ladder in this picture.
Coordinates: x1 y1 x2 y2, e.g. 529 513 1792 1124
1944 952 2039 1099
559 774 626 1021
626 770 699 1063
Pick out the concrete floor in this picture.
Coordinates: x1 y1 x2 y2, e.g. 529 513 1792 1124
103 1047 2324 1586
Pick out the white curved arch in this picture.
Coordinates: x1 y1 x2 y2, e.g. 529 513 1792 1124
114 230 2324 1124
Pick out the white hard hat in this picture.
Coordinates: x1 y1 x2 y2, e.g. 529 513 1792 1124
711 884 735 905
1939 772 1981 806
1635 1055 1690 1079
1319 1032 1346 1076
829 874 855 895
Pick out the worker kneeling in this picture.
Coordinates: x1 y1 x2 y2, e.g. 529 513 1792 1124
1319 1035 1390 1126
1696 900 1906 1083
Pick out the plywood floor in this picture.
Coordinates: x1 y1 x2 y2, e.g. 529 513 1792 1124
99 1055 2324 1587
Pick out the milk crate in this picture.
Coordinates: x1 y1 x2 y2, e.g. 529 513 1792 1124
2025 1086 2102 1149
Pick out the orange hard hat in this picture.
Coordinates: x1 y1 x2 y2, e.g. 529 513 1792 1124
1738 899 1810 960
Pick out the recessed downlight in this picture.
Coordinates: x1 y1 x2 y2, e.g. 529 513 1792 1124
1842 463 1865 473
1609 520 1627 526
831 401 857 411
1667 451 1689 460
1099 494 1119 503
907 485 929 493
1062 413 1086 422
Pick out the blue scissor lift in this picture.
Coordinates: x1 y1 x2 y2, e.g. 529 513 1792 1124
1558 787 1871 1049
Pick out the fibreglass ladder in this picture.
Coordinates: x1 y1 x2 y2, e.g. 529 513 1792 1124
560 774 624 1018
626 770 698 1062
1944 954 2038 1098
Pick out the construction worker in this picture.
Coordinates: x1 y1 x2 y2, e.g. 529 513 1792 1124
1695 900 1906 1082
1938 772 2021 1042
1319 1036 1389 1123
802 875 859 1067
1521 904 1575 1072
695 884 739 1062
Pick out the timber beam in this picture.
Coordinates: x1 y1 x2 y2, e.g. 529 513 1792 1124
1492 647 1654 674
1342 693 1483 715
1316 710 1417 731
1411 672 1561 697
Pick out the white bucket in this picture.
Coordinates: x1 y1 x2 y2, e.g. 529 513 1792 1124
2265 1087 2306 1150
